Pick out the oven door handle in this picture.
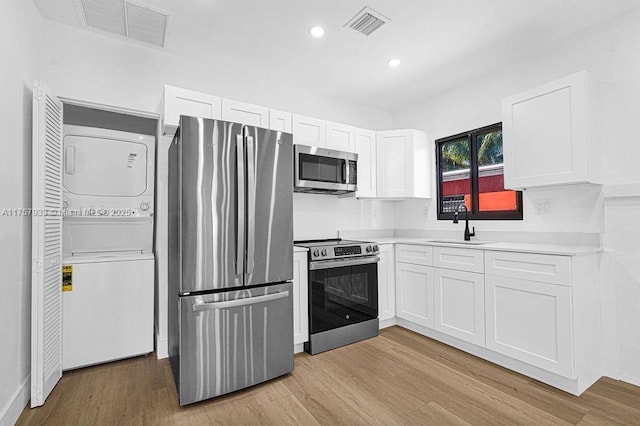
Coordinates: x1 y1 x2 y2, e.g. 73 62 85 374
309 255 380 270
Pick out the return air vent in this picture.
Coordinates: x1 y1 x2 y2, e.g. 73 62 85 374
79 0 169 47
344 6 390 36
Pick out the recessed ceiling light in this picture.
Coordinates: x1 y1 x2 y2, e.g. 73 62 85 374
309 26 325 38
387 58 401 67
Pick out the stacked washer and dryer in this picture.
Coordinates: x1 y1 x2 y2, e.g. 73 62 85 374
61 125 155 370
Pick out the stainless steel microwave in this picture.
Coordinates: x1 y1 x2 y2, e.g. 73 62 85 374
293 145 357 195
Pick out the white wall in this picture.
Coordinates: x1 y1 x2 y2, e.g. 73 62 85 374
36 19 394 359
0 1 41 424
391 8 640 384
293 195 394 241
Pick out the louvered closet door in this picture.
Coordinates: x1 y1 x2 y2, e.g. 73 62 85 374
31 81 63 407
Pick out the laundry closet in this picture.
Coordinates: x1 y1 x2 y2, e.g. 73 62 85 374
59 104 156 370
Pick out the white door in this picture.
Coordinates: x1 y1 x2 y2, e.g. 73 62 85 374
395 262 434 328
376 130 412 198
292 251 309 348
292 114 325 147
485 274 575 378
377 244 395 322
355 128 377 198
325 121 356 152
221 98 269 128
31 81 64 407
433 268 485 346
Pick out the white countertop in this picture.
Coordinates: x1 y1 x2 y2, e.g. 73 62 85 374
369 237 601 256
293 246 308 253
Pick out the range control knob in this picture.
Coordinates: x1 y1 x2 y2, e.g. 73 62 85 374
321 248 327 256
313 249 320 257
373 244 379 252
140 202 150 211
366 245 372 253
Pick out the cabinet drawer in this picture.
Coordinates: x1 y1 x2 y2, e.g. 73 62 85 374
433 247 484 273
485 251 571 286
395 244 433 266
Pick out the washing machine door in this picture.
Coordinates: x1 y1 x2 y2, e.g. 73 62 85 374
63 131 150 197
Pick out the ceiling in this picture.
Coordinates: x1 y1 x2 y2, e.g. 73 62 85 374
32 0 640 112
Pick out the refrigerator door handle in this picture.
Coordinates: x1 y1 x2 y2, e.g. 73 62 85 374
235 134 245 275
245 132 256 274
192 290 290 312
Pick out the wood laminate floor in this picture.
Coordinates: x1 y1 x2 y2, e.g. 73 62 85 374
18 326 640 425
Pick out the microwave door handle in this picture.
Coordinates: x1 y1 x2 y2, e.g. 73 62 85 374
245 132 256 275
342 161 347 183
236 134 245 276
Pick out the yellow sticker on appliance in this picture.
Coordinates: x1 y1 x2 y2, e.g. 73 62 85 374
62 265 72 292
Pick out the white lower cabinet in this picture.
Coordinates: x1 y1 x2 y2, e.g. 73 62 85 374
433 268 485 346
293 250 309 353
395 262 434 328
485 274 574 378
377 244 395 323
392 243 600 395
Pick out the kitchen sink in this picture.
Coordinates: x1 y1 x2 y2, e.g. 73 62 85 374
423 239 490 245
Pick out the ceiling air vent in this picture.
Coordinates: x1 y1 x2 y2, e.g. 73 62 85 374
79 0 169 47
344 6 390 36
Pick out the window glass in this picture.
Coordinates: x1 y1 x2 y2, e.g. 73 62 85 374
439 138 470 213
475 130 518 212
436 123 522 220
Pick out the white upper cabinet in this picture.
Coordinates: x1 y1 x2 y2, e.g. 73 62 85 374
162 85 221 135
325 121 356 153
292 114 326 147
502 71 602 189
376 129 431 198
355 128 377 198
269 109 292 133
221 98 269 128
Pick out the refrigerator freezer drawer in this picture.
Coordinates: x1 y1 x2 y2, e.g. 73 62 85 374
174 282 293 405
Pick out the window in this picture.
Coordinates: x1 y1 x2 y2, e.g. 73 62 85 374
436 123 522 220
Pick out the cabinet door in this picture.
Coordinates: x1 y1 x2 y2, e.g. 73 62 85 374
325 121 356 153
292 114 325 147
355 128 377 198
502 71 592 189
485 275 575 378
163 85 221 135
269 109 292 133
376 130 413 197
292 251 309 348
434 268 485 346
377 244 395 322
221 99 269 128
395 262 434 328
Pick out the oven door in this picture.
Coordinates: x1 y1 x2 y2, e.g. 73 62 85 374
308 256 378 334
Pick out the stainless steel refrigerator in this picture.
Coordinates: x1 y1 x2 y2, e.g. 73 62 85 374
168 116 294 406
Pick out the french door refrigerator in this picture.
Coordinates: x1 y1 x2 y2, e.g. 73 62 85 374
168 116 294 405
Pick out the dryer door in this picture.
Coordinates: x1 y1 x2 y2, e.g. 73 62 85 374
63 134 149 197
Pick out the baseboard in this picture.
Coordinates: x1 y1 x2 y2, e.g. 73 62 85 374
156 333 168 359
379 317 397 329
0 376 30 426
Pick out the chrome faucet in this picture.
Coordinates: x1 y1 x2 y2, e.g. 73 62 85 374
453 204 475 241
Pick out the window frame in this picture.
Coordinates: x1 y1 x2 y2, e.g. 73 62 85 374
436 123 523 221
